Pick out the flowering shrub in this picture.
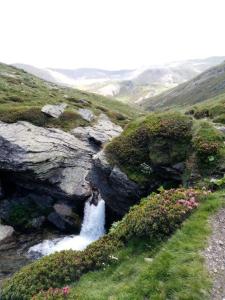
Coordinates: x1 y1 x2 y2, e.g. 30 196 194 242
1 188 206 300
113 188 203 241
32 287 70 300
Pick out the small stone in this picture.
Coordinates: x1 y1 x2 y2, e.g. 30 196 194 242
78 108 95 122
0 224 14 242
41 103 67 118
144 257 153 263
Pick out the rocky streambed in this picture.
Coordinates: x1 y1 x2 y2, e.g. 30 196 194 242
0 230 64 287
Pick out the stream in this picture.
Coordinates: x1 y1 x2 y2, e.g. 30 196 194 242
0 196 106 287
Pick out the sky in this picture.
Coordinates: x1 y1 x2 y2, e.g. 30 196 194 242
0 0 225 70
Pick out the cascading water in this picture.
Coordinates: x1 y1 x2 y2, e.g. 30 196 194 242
28 196 105 258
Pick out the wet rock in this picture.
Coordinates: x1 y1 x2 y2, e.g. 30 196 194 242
78 108 95 122
0 224 14 243
41 103 67 118
47 211 80 233
30 216 46 229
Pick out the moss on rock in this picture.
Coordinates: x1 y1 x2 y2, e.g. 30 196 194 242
106 112 193 185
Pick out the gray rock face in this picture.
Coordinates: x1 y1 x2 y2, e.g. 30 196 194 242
0 116 139 221
41 103 67 118
0 224 14 243
72 114 122 146
78 108 95 122
91 151 141 215
0 121 93 199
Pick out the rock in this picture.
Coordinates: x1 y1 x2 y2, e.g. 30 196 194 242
0 121 93 199
0 178 4 199
41 103 67 118
77 99 89 105
144 257 153 263
0 224 14 243
91 151 141 215
0 194 51 230
71 114 122 147
30 216 46 229
215 125 225 134
78 108 95 122
47 211 80 233
54 203 72 217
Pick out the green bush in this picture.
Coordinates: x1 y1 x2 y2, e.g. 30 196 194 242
106 112 193 184
1 188 204 300
192 121 225 173
113 188 202 241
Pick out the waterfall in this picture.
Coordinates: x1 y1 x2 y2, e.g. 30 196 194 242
28 196 105 258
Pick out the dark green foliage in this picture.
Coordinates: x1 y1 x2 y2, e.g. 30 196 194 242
112 188 202 241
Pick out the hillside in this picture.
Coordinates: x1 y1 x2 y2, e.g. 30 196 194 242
141 61 225 111
14 56 225 104
0 63 140 129
1 61 225 300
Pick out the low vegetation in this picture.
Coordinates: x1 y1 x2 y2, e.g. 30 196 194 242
1 188 204 299
106 111 225 186
68 191 224 300
106 112 193 185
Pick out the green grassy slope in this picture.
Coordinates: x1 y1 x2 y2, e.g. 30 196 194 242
67 191 224 300
141 61 225 112
0 63 141 129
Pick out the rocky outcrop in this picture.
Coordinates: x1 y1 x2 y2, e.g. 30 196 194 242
0 121 93 199
90 151 141 216
0 114 137 229
41 103 67 118
71 114 123 147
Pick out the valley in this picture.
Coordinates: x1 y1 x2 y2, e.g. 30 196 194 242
0 58 225 300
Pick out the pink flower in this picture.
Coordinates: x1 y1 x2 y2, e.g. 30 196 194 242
63 286 70 295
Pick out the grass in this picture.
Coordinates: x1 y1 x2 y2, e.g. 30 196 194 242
69 191 224 300
0 63 142 129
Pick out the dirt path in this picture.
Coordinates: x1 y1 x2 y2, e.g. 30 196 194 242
204 207 225 300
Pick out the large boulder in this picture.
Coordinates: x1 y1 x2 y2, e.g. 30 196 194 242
0 121 93 199
41 103 67 118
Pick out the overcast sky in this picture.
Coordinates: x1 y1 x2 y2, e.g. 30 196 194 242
0 0 225 70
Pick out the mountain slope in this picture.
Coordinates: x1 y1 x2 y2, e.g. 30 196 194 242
141 61 225 111
0 63 140 129
13 56 225 104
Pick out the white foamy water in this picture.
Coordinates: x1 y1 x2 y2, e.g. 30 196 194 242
28 197 105 257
